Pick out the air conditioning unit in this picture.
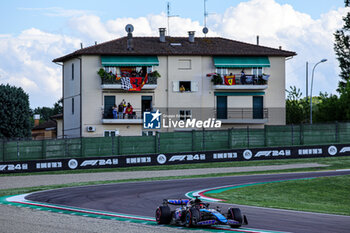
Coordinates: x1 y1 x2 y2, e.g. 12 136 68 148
87 126 96 132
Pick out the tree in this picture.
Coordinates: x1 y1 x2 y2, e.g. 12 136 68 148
338 81 350 120
0 84 31 138
312 93 343 123
33 98 62 122
286 86 309 124
334 2 350 89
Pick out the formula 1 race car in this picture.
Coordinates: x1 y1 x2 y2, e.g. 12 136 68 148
155 197 248 228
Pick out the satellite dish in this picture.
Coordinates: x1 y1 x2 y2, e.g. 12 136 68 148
202 27 209 35
125 24 134 33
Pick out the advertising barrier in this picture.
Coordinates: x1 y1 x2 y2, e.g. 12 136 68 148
1 144 350 173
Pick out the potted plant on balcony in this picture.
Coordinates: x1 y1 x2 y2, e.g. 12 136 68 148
97 68 120 84
256 73 269 85
147 70 161 84
210 73 223 85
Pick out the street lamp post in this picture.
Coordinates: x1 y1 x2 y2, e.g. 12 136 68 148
310 59 327 124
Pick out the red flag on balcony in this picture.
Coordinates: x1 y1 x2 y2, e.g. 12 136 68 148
224 75 235 85
140 73 148 88
129 77 143 91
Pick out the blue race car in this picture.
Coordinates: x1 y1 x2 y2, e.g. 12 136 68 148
155 196 248 228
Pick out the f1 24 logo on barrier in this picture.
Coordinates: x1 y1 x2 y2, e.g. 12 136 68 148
169 154 205 162
243 150 291 160
143 110 161 129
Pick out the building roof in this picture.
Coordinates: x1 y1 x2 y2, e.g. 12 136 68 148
32 120 57 131
51 113 63 119
53 36 296 62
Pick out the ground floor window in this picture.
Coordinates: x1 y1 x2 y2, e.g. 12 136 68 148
142 131 155 136
179 110 192 121
104 130 119 137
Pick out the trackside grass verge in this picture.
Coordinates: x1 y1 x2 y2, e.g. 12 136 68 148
206 175 350 216
1 156 350 177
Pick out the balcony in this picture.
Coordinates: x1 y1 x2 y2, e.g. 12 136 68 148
215 108 268 124
101 75 158 90
213 74 268 90
102 108 143 124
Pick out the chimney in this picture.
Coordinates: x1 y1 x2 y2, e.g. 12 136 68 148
279 46 282 50
80 43 83 49
188 31 195 43
34 114 40 127
159 28 166 42
256 35 259 45
127 31 133 51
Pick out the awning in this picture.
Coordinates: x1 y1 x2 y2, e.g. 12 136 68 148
101 56 159 67
213 56 270 68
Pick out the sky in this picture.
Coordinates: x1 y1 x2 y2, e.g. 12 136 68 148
0 0 349 108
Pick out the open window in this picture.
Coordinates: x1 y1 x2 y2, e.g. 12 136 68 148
179 81 191 92
173 81 199 92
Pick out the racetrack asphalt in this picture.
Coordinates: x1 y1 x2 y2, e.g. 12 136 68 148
26 170 350 233
0 163 327 189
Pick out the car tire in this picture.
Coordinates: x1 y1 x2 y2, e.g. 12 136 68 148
155 206 171 224
228 207 243 228
185 208 200 228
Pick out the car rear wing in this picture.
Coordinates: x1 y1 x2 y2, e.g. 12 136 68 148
163 199 190 205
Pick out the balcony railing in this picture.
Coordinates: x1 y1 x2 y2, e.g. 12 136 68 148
102 108 143 124
213 74 269 90
215 108 269 124
101 75 158 85
101 75 158 90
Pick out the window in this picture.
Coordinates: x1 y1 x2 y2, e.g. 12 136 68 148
178 59 191 70
147 66 153 73
253 96 264 119
179 81 191 92
104 66 117 75
252 67 263 77
72 63 74 80
142 131 155 136
104 130 119 137
173 81 199 92
179 110 192 121
216 68 228 77
72 98 74 115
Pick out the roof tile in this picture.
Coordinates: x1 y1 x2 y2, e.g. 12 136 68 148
53 36 296 62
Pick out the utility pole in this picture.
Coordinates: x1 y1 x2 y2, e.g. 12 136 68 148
306 62 308 100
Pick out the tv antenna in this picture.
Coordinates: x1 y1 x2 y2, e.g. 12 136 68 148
203 0 209 36
167 2 179 36
125 24 134 33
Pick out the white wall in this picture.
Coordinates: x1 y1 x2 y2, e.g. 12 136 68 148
66 54 287 137
265 57 286 125
63 58 81 138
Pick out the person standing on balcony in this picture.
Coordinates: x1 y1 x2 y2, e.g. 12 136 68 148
240 69 246 84
118 102 124 119
126 103 133 119
112 104 118 119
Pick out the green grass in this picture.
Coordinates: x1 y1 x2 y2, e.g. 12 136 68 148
1 156 350 177
207 175 350 215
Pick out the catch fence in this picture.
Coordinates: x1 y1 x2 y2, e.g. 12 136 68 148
1 122 350 162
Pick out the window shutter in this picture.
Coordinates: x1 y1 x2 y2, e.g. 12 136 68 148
172 81 179 92
191 81 199 92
